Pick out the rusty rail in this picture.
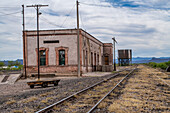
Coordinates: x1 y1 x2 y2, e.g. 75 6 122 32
35 68 134 113
87 68 137 113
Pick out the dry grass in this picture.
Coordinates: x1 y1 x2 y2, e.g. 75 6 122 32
23 107 35 113
6 99 16 105
119 71 129 75
68 104 77 109
64 108 72 112
107 65 169 112
98 102 108 108
82 98 94 104
63 102 71 106
46 97 54 100
74 103 89 108
108 102 125 112
23 96 38 103
109 92 118 97
39 92 53 97
41 99 48 104
12 110 23 113
53 106 61 111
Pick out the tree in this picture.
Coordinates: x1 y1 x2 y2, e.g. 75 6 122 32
0 62 4 67
8 61 14 67
14 61 21 66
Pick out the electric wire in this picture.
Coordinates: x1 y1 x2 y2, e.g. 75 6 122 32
0 6 20 8
37 4 76 28
60 4 76 28
0 11 21 16
79 2 115 39
79 5 86 30
40 16 64 28
80 2 112 8
26 16 36 25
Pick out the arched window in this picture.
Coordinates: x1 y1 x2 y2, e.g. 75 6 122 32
59 50 65 65
40 50 46 66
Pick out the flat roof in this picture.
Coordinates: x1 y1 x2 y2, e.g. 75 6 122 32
25 28 103 45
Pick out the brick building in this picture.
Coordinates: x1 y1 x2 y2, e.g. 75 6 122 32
23 29 113 77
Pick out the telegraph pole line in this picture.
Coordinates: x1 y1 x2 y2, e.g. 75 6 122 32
77 0 80 77
22 5 27 79
112 37 117 71
27 4 48 80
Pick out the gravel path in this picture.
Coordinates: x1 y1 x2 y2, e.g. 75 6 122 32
0 73 116 113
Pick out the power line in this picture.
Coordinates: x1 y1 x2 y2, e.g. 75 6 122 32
40 16 64 28
61 4 76 27
79 6 86 30
80 2 112 8
26 16 36 25
0 11 21 16
0 6 20 8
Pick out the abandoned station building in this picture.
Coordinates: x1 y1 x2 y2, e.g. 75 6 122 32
24 29 113 77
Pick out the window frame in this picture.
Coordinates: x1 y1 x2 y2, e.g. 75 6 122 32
36 47 49 66
55 46 68 66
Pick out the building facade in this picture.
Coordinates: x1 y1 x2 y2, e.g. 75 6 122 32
23 29 113 77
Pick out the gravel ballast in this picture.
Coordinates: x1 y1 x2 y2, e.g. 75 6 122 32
0 73 116 113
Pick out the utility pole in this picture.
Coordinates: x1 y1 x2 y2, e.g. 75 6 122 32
27 4 48 80
22 5 27 79
112 37 117 71
77 0 80 77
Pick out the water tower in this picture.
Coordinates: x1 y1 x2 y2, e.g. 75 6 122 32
118 49 132 66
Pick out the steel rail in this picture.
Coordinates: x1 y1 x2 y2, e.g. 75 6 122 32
35 68 133 113
87 68 137 113
154 74 170 87
36 73 119 113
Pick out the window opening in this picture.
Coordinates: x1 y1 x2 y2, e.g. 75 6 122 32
59 50 65 65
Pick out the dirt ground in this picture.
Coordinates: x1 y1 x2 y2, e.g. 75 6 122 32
106 65 170 112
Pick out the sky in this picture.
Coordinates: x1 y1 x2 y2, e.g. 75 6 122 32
0 0 170 60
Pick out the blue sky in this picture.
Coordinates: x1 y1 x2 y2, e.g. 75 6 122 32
0 0 170 60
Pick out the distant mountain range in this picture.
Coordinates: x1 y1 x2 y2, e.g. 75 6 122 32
0 59 23 66
116 57 170 64
132 57 170 64
0 57 170 66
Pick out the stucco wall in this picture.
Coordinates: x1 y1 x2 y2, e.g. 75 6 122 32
26 31 77 66
103 43 113 65
80 30 103 66
24 29 113 76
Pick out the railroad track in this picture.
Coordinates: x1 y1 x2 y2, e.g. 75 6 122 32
36 67 137 113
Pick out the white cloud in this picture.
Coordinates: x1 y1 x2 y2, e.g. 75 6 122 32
0 0 170 60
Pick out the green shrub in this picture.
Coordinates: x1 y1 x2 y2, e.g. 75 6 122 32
18 65 23 70
165 61 170 66
157 63 168 70
147 61 169 70
0 62 4 67
148 62 157 68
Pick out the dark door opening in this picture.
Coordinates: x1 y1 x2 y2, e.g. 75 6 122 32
105 56 109 65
